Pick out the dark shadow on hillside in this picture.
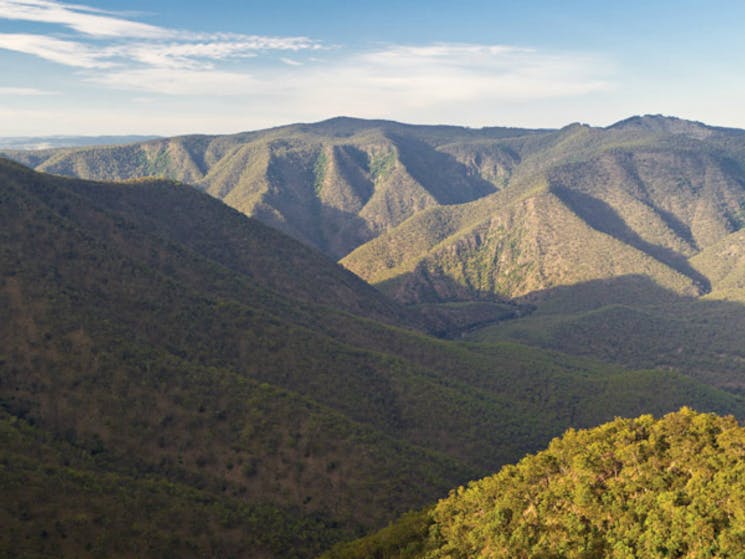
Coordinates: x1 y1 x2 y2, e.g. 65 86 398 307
376 262 505 306
375 265 745 393
387 133 498 205
333 145 375 206
254 200 376 261
515 274 692 311
550 185 711 294
611 153 702 249
497 275 745 394
375 264 532 337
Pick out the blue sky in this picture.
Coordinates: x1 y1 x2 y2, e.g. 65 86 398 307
1 0 744 135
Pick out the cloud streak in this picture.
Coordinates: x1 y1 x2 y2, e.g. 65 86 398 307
89 67 260 96
0 33 115 67
0 1 614 132
330 44 611 104
0 0 166 38
65 41 609 101
0 85 57 95
0 0 321 74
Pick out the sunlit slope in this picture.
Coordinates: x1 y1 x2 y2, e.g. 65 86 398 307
6 119 533 260
3 158 744 556
692 228 745 301
343 116 745 303
10 115 745 307
322 408 745 559
342 188 699 302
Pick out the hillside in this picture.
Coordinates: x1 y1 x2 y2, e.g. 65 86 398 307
4 119 537 260
322 408 745 559
467 276 745 393
691 228 745 301
342 116 745 303
7 115 745 313
3 159 744 557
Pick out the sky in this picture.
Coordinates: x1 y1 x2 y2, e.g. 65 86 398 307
1 0 744 135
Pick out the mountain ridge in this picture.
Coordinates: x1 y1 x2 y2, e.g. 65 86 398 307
4 157 744 557
7 115 745 375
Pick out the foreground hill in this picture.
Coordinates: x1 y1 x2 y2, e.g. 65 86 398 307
3 159 743 557
323 408 745 559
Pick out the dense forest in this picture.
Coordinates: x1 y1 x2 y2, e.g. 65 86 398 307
324 408 745 559
4 114 745 558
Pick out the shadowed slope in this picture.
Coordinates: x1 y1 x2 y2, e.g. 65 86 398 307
3 158 744 557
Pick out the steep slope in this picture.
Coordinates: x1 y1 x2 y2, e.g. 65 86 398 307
323 408 745 559
1 158 474 542
691 228 745 301
4 159 744 557
10 115 745 309
342 187 699 303
5 119 534 260
342 117 745 304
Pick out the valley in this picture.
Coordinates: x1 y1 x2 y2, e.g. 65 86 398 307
3 114 745 557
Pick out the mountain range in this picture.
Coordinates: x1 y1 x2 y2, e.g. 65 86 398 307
3 114 745 557
7 115 745 388
8 115 745 305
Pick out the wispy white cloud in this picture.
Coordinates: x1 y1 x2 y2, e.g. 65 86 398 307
218 42 610 124
0 85 58 95
0 33 315 73
0 33 117 67
0 1 615 132
102 39 320 70
0 0 321 74
0 0 325 45
331 44 611 103
0 0 166 38
75 41 609 99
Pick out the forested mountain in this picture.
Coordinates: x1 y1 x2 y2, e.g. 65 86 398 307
9 115 745 394
7 115 745 307
342 116 745 303
3 158 743 557
322 408 745 559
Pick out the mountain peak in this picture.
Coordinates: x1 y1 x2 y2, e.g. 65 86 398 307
296 116 398 137
607 114 712 138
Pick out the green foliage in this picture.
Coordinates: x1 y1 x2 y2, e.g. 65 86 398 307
428 408 745 559
320 510 433 559
13 115 745 314
144 145 172 177
331 409 745 559
314 149 328 194
0 413 344 559
3 155 745 557
468 275 745 392
369 148 397 181
4 119 526 263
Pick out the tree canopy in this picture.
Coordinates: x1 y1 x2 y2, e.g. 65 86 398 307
325 408 745 559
